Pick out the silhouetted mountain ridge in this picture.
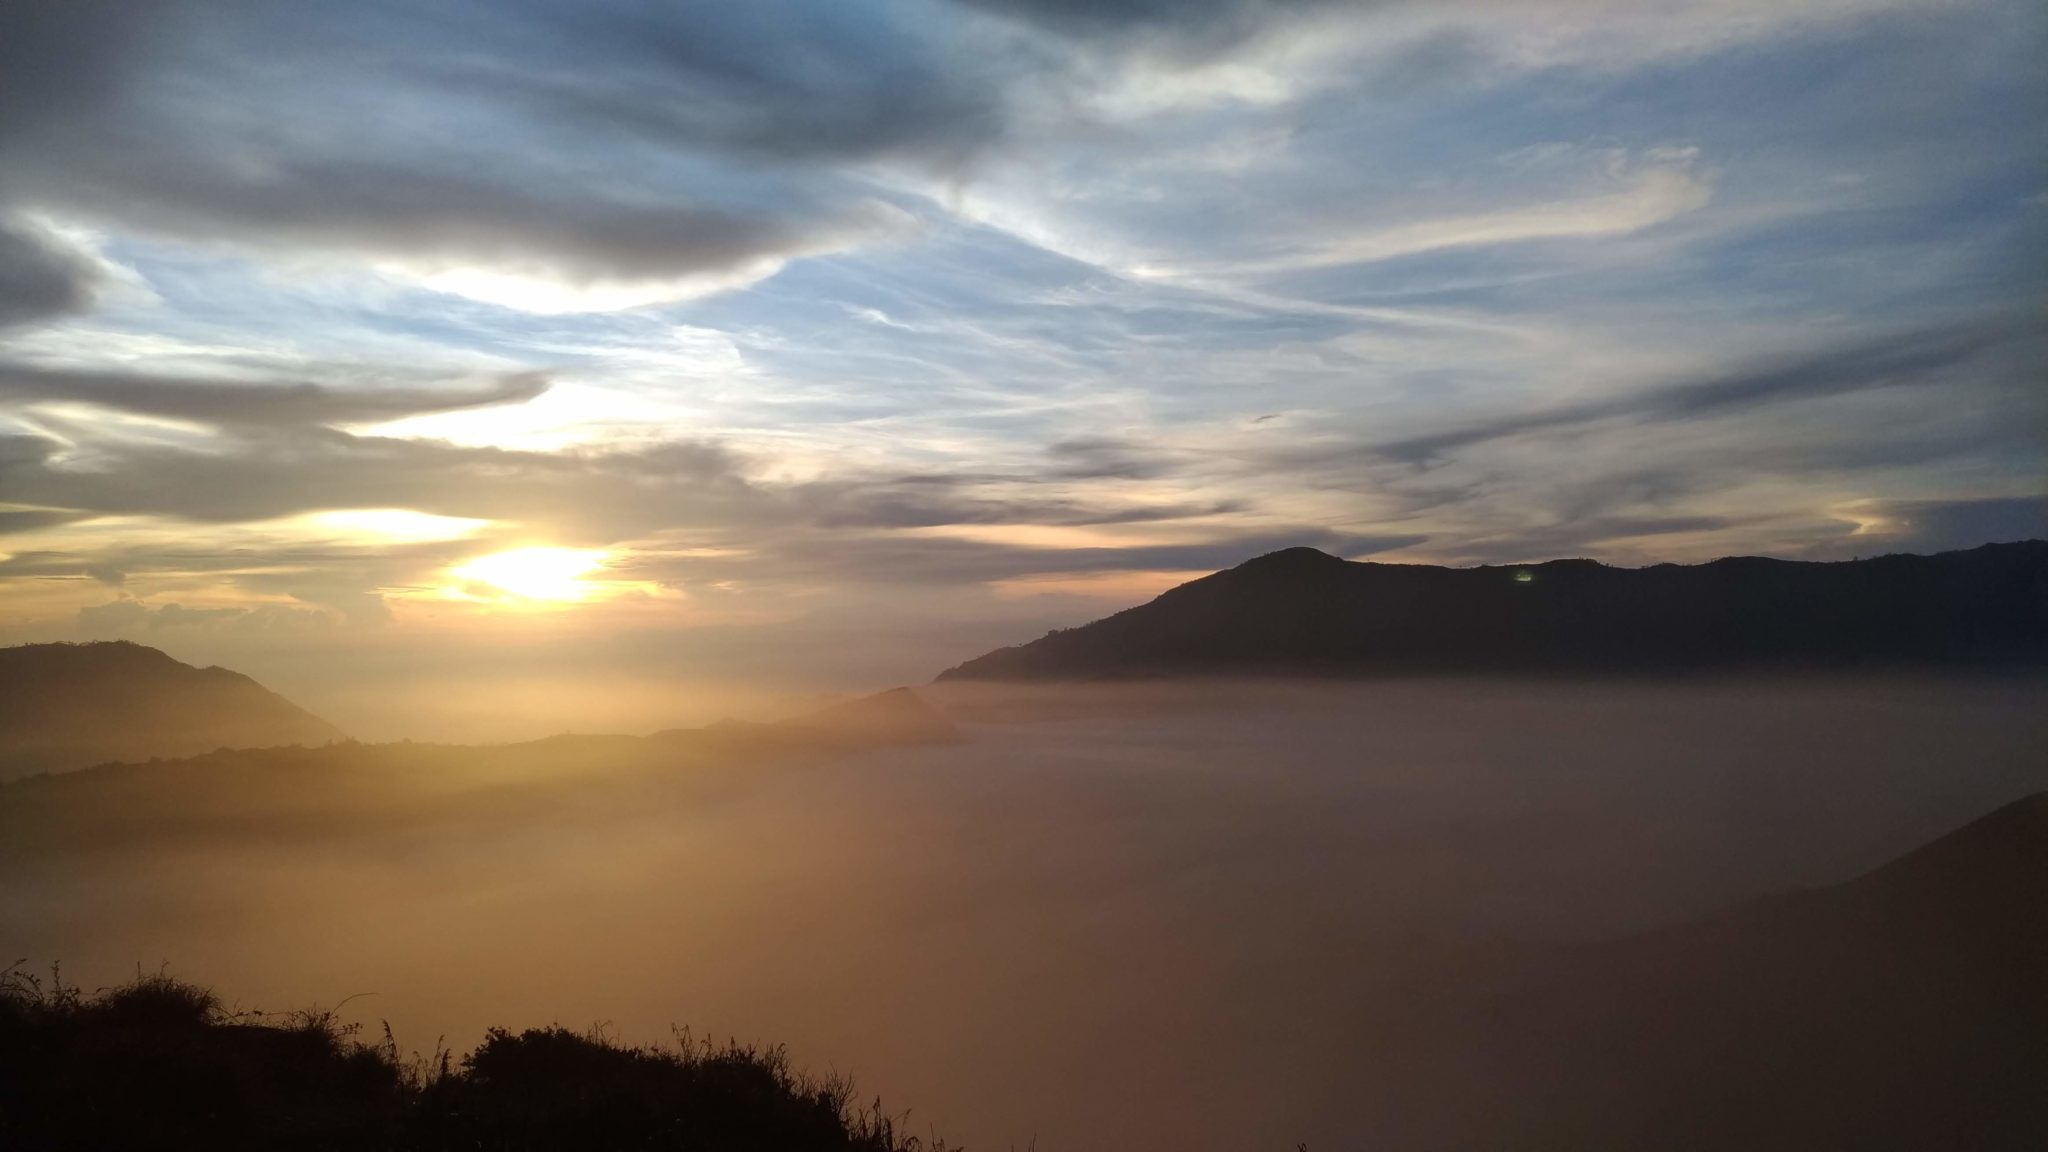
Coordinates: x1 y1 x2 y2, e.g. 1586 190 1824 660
0 641 345 779
1360 790 2048 1147
938 540 2048 680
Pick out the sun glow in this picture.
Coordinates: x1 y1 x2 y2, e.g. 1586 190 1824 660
450 547 608 602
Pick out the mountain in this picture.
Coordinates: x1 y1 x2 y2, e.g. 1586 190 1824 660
0 687 958 861
776 687 960 746
1354 791 2048 1148
0 641 345 779
938 540 2048 681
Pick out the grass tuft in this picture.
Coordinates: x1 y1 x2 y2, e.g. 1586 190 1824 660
1 963 952 1151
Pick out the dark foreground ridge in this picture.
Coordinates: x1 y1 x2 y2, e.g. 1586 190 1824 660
0 969 947 1152
0 641 346 779
937 540 2048 681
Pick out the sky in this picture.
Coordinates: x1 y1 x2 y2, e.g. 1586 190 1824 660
0 0 2043 727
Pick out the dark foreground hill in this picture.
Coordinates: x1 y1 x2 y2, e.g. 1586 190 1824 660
1355 791 2048 1148
0 641 344 779
938 540 2048 681
0 969 945 1152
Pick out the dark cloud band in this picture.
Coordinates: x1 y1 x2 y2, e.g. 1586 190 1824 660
0 367 552 429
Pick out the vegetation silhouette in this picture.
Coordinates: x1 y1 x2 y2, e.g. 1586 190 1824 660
938 540 2048 681
0 966 950 1152
0 641 344 779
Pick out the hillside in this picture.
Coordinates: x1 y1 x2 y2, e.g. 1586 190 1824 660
0 642 345 779
1354 791 2048 1147
938 540 2048 681
0 969 942 1152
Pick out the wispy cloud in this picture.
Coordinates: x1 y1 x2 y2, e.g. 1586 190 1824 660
1366 319 2029 465
1260 167 1714 273
0 366 551 430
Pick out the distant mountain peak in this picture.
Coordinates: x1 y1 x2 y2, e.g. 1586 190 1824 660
1233 546 1349 570
789 686 960 746
0 641 344 779
937 540 2048 682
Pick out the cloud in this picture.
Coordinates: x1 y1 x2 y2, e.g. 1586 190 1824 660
1824 494 2048 556
0 2 154 144
0 431 742 532
0 0 1987 327
1367 320 2028 465
0 2 952 314
1043 436 1183 480
0 434 62 471
802 478 1235 531
0 366 552 429
0 508 84 537
13 153 912 311
0 217 103 329
487 2 1014 169
951 0 1345 51
1259 167 1714 273
950 0 1944 63
0 0 2039 666
643 525 1430 590
77 597 343 636
0 414 1236 546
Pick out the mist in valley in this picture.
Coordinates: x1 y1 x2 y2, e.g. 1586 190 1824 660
7 676 2045 1150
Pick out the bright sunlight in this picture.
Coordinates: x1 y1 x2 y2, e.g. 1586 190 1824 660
450 547 608 602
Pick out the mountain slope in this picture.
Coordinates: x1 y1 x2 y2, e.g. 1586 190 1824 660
938 540 2048 681
0 971 933 1152
775 687 960 746
1354 791 2048 1148
0 687 958 860
0 641 344 779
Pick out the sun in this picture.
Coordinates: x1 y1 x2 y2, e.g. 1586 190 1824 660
450 547 608 602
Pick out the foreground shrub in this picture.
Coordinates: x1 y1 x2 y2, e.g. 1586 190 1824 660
0 966 945 1152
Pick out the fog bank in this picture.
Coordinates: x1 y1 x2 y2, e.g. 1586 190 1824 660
5 677 2045 1149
